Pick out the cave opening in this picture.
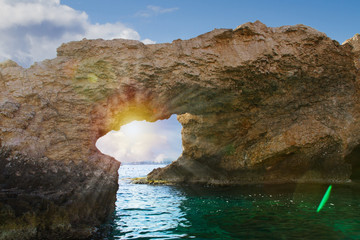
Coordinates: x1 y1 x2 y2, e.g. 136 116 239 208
345 145 360 181
95 114 182 170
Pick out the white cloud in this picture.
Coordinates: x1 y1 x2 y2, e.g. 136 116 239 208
142 39 156 45
96 118 182 163
155 154 167 163
0 0 151 67
136 5 179 18
147 5 179 14
85 22 140 40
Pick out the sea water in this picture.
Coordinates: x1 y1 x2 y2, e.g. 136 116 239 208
107 165 360 239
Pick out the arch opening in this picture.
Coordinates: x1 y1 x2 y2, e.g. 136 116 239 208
96 114 183 167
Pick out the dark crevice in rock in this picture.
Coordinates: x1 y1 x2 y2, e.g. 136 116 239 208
345 145 360 180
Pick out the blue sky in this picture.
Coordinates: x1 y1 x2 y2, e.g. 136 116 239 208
1 0 358 67
61 0 359 44
0 0 359 163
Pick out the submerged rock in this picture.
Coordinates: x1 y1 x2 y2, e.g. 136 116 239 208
0 21 359 238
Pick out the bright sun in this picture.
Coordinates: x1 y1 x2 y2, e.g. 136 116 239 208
95 115 183 164
120 120 151 139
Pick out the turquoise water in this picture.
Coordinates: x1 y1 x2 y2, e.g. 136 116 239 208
108 165 360 239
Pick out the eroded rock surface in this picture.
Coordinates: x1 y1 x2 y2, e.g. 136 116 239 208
0 21 359 238
343 33 360 68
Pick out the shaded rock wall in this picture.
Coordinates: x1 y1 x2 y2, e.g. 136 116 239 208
0 21 359 238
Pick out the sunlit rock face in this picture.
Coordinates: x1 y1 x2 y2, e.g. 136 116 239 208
0 21 359 238
343 33 360 68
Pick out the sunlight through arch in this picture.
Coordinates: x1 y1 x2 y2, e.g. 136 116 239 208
96 115 182 165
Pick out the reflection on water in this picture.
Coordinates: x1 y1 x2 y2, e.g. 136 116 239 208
112 165 189 239
113 165 189 239
109 165 360 239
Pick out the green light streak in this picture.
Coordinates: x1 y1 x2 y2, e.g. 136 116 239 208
317 185 332 212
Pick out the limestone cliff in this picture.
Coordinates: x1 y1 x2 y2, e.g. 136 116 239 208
0 21 359 239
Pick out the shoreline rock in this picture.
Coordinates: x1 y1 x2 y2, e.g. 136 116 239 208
132 175 353 186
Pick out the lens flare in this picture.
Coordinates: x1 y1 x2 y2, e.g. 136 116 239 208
317 185 332 212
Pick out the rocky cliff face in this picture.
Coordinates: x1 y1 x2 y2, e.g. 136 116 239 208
0 21 359 238
150 29 360 184
343 33 360 68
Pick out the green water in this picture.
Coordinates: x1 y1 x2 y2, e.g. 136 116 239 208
107 165 360 239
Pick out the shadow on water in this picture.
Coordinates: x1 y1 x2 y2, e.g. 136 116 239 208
96 165 360 240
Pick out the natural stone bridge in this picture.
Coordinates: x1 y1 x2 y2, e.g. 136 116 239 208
0 21 359 239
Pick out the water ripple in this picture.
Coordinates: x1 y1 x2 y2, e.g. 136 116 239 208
108 165 360 240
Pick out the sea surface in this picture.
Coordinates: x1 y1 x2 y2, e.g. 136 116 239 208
107 164 360 239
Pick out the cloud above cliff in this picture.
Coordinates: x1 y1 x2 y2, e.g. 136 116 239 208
0 0 150 67
135 5 179 17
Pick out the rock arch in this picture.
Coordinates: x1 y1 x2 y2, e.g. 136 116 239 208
0 21 359 239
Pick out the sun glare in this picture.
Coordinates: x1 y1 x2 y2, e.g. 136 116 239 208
121 120 151 139
95 115 182 164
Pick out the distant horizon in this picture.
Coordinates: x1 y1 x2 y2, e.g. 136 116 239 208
121 161 173 165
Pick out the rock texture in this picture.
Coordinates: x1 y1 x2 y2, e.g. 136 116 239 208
0 21 359 238
343 33 360 68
